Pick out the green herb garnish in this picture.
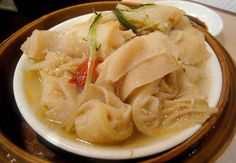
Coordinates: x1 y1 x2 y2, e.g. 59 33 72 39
114 4 157 33
88 12 102 53
114 9 137 33
84 12 101 89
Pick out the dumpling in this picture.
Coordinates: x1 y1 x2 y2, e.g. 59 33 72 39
40 72 78 123
132 94 162 136
75 99 133 143
129 81 162 136
129 68 212 137
70 84 133 143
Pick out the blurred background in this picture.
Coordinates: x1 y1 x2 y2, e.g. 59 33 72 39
0 0 112 42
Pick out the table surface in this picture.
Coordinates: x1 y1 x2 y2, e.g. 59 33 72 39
0 0 236 162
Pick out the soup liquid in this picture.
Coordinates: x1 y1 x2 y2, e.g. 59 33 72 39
23 70 192 149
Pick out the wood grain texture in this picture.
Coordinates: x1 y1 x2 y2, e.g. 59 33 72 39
0 1 235 162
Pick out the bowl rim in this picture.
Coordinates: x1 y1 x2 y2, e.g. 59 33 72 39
0 1 232 162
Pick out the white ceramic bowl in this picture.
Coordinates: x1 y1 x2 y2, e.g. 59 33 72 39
13 11 222 160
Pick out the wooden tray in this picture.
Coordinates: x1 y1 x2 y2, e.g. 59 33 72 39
0 1 235 162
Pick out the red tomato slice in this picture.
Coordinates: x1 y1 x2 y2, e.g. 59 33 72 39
69 58 100 89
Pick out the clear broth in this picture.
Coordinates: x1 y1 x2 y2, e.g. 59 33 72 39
23 70 196 149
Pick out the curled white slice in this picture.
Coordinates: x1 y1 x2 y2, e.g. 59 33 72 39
132 94 162 136
105 31 179 82
162 99 212 129
155 71 179 100
119 53 180 100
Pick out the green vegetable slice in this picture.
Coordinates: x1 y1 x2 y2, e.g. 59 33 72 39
114 9 137 33
114 4 156 33
88 12 102 53
84 12 101 89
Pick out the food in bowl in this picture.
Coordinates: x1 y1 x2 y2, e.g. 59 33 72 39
19 4 218 146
